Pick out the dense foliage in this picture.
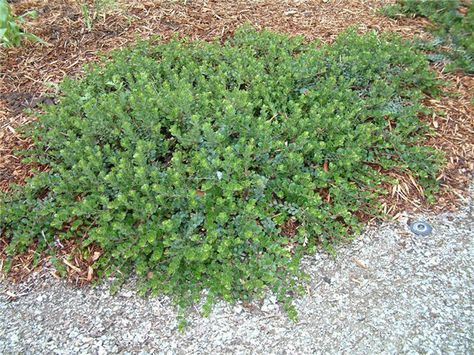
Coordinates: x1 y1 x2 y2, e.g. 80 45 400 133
0 0 42 47
0 28 442 320
382 0 474 72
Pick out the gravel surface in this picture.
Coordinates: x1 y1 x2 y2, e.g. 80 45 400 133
1 190 473 354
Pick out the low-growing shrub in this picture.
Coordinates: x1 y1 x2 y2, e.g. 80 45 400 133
381 0 474 72
0 28 442 321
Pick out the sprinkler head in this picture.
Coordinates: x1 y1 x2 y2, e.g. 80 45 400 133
409 220 432 236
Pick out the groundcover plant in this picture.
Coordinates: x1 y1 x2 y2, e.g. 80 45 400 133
382 0 474 73
0 27 443 323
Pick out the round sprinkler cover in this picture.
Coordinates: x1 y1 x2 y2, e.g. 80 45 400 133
409 220 432 236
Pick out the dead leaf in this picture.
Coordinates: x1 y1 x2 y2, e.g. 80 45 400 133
87 266 94 281
353 258 368 269
62 259 81 273
92 251 101 261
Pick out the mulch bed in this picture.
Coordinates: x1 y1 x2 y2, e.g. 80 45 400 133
1 0 473 284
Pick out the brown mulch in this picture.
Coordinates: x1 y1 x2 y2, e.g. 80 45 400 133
0 129 37 192
0 236 103 285
1 0 473 283
380 70 474 217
